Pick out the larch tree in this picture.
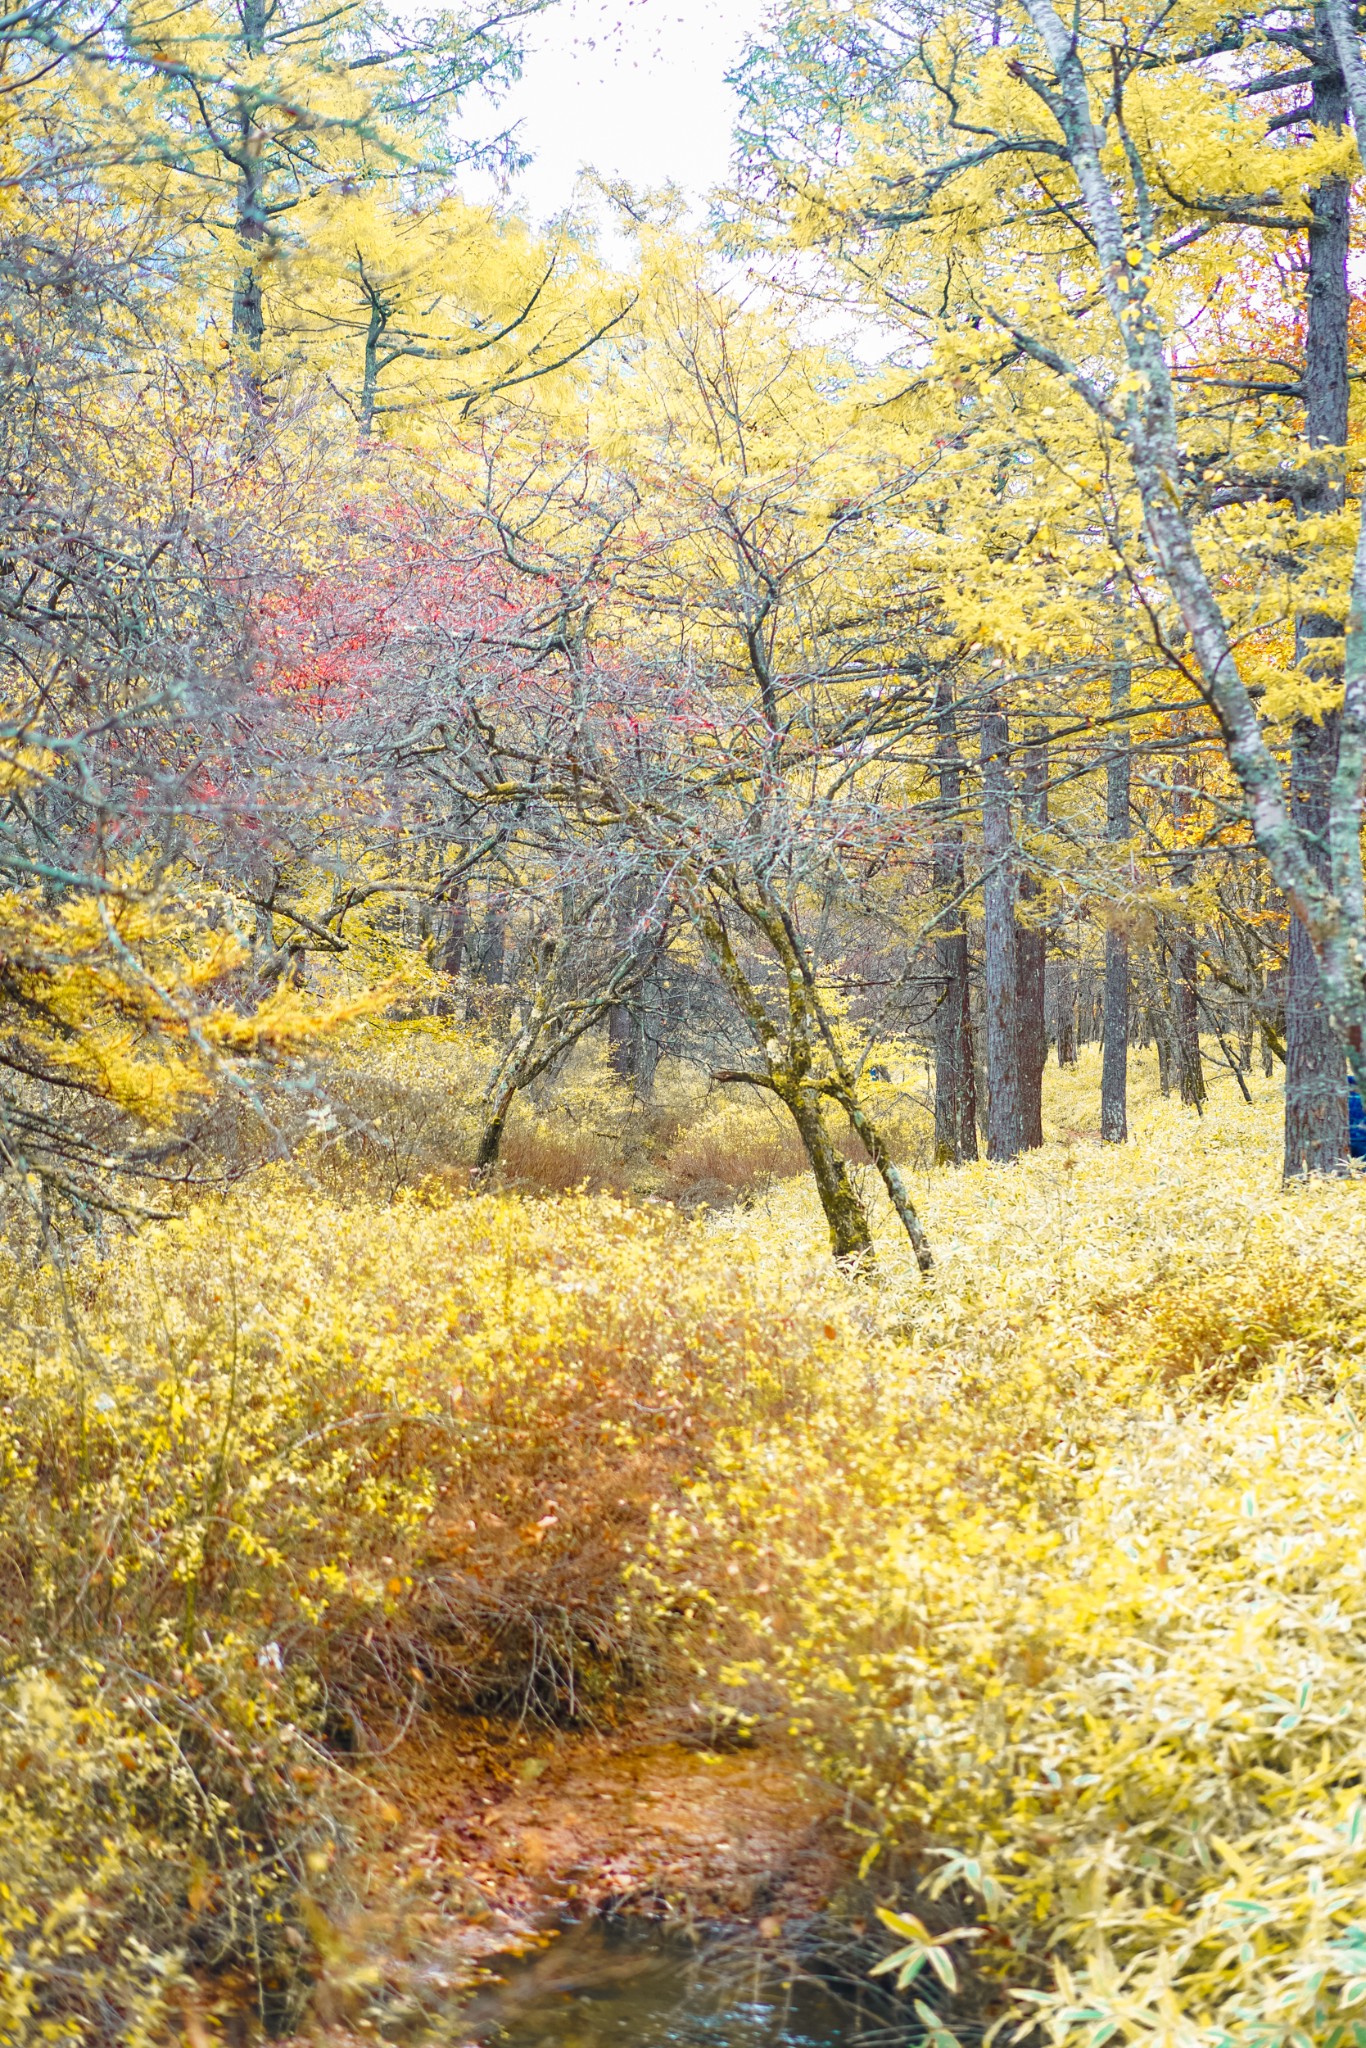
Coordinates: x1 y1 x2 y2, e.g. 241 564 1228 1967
733 0 1366 1173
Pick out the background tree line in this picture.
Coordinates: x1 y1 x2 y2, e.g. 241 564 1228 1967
1 0 1364 1267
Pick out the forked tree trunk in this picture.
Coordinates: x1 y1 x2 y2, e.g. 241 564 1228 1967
695 889 933 1272
1017 728 1048 1150
981 699 1023 1160
1100 665 1132 1143
932 684 978 1163
691 899 884 1269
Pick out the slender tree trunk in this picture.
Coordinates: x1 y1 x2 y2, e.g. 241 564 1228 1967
932 684 978 1162
1171 912 1205 1110
359 289 385 441
606 879 660 1092
1169 751 1205 1111
1285 12 1351 1176
1156 1010 1174 1095
1055 954 1078 1066
1101 665 1132 1141
690 897 881 1269
476 1090 513 1170
1020 0 1366 1057
231 0 268 356
836 1093 933 1272
607 1001 635 1080
1017 727 1047 1149
1142 952 1176 1096
436 878 468 979
981 699 1023 1160
433 875 468 1017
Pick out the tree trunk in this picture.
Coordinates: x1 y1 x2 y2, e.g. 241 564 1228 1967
606 879 664 1093
359 287 386 441
932 684 978 1163
690 896 881 1270
981 699 1023 1160
231 0 268 355
1017 727 1047 1149
1171 913 1205 1110
1100 665 1132 1141
607 1000 635 1081
1285 11 1351 1177
1155 1007 1174 1094
436 878 468 979
1011 0 1366 1060
1285 718 1350 1171
1055 954 1078 1066
1169 748 1205 1111
784 1087 875 1267
475 1091 513 1171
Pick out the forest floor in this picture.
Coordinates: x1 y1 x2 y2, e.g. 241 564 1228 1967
304 1713 847 2041
16 1044 1362 2048
292 1047 1323 2045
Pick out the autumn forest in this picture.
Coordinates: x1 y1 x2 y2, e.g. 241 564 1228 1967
4 0 1366 2041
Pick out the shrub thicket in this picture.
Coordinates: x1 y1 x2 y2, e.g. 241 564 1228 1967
644 1056 1366 2048
0 1181 850 2040
7 1052 1366 2048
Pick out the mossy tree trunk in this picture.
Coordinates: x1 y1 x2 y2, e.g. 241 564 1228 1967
694 880 932 1275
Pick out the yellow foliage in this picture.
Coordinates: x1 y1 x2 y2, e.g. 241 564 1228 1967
643 1054 1366 2048
0 1175 852 2036
8 1044 1366 2048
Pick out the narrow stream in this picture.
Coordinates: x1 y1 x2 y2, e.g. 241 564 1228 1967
456 1921 915 2047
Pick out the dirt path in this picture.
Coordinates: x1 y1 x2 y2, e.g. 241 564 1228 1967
304 1716 849 2039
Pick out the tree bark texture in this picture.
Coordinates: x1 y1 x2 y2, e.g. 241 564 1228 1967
1055 955 1077 1066
1285 715 1351 1171
1285 13 1351 1176
982 699 1024 1160
688 895 904 1270
1101 666 1132 1142
435 877 468 980
606 1001 635 1080
1171 901 1205 1110
231 0 268 352
1169 751 1206 1111
1017 727 1047 1150
932 685 978 1163
783 1086 875 1266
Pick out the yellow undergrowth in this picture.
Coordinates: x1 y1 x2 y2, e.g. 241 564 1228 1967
647 1053 1366 2048
6 1050 1365 2048
0 1181 850 2041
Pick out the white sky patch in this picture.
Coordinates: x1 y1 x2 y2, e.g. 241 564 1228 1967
463 0 772 237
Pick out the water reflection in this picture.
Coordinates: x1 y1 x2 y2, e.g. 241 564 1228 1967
458 1921 908 2047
